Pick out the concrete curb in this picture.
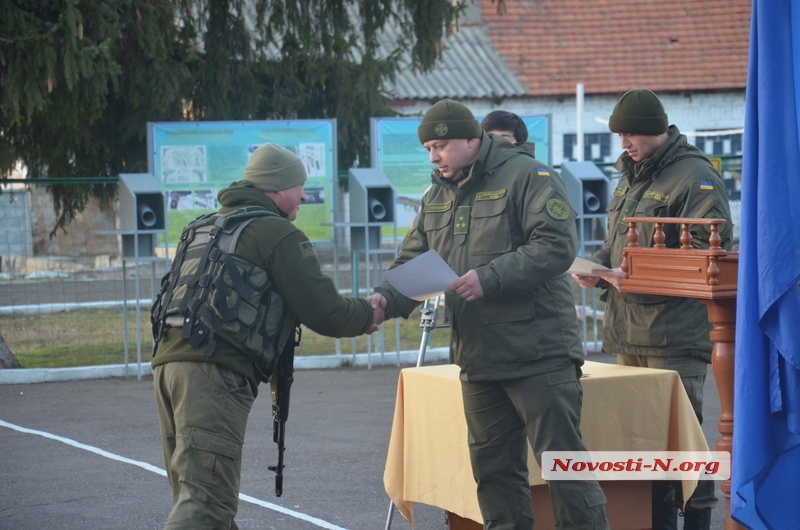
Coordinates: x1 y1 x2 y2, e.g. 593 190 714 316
0 347 451 385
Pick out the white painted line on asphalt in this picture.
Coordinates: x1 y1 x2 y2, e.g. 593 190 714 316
0 419 348 530
238 493 348 530
0 418 167 475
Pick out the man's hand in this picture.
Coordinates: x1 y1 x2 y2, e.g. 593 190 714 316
571 273 601 289
572 267 624 290
596 267 624 290
449 270 484 302
366 293 387 334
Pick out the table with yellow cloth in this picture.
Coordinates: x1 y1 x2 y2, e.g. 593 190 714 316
383 361 710 527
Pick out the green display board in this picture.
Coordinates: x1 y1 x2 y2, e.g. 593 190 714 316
148 120 336 242
371 114 551 232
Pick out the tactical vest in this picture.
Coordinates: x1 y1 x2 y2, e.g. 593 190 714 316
151 206 288 381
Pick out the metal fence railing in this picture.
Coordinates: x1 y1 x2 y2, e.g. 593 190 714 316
0 157 743 371
0 178 434 372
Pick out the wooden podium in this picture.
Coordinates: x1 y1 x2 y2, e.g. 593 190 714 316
620 216 743 530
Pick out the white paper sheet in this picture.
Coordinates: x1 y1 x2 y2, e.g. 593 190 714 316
567 256 611 277
382 249 459 301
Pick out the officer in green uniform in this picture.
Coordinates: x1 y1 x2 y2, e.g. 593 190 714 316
573 89 733 530
152 143 384 529
371 99 610 530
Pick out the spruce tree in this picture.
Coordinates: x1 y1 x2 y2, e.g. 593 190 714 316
1 0 505 233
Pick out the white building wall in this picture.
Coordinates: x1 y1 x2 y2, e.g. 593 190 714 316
391 91 746 167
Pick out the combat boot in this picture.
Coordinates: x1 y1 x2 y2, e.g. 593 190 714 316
652 501 679 530
681 507 712 530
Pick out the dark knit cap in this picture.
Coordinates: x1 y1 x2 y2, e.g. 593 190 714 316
418 99 482 143
608 89 669 135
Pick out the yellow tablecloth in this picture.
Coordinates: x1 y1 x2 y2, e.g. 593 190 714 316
383 361 710 525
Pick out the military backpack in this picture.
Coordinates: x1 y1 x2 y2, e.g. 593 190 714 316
151 206 287 381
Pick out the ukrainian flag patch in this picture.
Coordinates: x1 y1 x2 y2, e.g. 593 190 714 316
298 241 316 257
699 181 714 190
537 168 550 177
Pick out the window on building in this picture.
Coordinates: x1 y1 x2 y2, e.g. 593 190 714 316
563 133 613 163
694 131 743 156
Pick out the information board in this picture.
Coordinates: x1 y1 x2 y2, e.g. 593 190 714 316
148 120 336 242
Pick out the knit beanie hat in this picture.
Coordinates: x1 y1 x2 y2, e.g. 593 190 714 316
608 89 669 135
418 99 482 143
243 143 307 192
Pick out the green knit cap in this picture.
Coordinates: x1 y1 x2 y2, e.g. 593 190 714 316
608 89 669 135
418 99 482 143
244 143 307 192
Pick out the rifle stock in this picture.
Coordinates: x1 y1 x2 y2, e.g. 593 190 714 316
268 325 300 497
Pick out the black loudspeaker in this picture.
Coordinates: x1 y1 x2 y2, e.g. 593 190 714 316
348 168 395 251
560 161 610 215
118 173 166 257
559 161 610 248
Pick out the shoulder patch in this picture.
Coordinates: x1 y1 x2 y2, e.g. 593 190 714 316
699 181 714 190
475 189 507 201
423 201 453 213
545 198 570 220
643 190 670 203
298 241 316 258
537 167 551 177
613 187 629 197
698 210 731 238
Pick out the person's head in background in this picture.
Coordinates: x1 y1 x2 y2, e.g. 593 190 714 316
480 110 528 145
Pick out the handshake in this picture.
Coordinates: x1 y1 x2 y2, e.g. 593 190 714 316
365 293 388 334
361 269 485 335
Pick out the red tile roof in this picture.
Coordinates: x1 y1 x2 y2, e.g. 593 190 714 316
479 0 751 96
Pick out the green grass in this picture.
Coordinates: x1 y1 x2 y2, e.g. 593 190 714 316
2 306 450 369
2 285 605 369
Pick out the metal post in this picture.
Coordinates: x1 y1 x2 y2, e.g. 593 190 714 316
351 251 359 365
134 233 142 381
576 83 585 162
122 260 129 376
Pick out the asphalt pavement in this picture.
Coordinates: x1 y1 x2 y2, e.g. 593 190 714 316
0 352 727 530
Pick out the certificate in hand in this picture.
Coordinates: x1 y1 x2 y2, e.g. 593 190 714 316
382 249 459 301
567 256 611 277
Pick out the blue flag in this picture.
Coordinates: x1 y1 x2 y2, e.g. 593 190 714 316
733 1 800 528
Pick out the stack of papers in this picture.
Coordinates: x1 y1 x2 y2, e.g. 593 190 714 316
567 257 610 277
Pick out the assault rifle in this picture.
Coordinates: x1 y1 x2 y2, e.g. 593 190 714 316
268 324 300 497
396 195 422 213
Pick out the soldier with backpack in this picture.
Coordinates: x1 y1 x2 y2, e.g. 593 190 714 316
151 143 384 529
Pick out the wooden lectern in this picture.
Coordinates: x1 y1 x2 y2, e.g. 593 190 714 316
620 216 744 530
